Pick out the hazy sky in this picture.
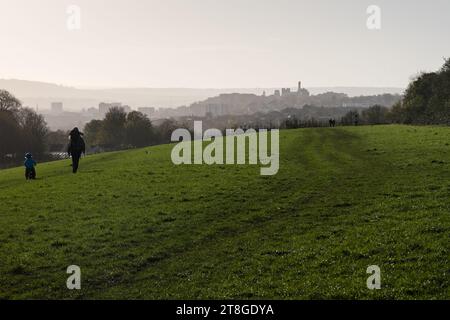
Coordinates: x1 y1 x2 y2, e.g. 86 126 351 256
0 0 449 88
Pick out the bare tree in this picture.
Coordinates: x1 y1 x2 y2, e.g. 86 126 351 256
0 90 21 112
0 110 22 160
17 107 49 156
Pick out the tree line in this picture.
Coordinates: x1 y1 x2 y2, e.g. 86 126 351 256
84 107 177 152
389 58 450 124
0 90 48 167
0 92 178 168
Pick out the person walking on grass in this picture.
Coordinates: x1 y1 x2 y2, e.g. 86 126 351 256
67 127 86 173
24 153 37 180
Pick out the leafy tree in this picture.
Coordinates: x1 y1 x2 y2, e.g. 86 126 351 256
396 58 450 124
125 111 154 147
156 119 178 144
101 107 127 149
362 105 389 124
341 110 359 126
46 130 69 152
387 101 406 123
84 119 103 148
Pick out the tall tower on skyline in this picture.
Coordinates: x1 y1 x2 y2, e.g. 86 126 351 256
298 81 302 91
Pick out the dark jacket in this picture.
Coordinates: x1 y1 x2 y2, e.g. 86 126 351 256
68 136 85 156
24 158 37 169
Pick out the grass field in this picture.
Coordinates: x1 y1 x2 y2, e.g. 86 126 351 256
0 125 448 299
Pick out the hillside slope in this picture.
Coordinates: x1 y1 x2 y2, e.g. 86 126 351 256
0 125 448 299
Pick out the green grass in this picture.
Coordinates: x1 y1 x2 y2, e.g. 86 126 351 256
0 125 449 299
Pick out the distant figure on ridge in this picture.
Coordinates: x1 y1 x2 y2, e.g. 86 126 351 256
67 127 86 173
329 118 336 127
24 153 37 180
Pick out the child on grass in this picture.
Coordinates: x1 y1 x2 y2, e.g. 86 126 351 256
24 153 37 180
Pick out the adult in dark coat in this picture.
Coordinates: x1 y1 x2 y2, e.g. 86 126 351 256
67 127 85 173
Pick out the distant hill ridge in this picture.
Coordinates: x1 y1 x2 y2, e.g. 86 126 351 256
0 79 404 111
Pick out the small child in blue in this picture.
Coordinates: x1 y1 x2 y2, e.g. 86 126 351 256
24 153 37 180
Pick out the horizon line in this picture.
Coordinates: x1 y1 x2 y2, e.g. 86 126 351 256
0 78 406 91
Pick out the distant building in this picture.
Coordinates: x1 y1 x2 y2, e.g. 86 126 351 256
282 88 291 96
122 105 132 113
205 104 230 117
342 102 372 108
138 107 156 116
51 102 63 114
297 80 309 96
99 102 122 115
86 107 99 117
274 90 281 97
